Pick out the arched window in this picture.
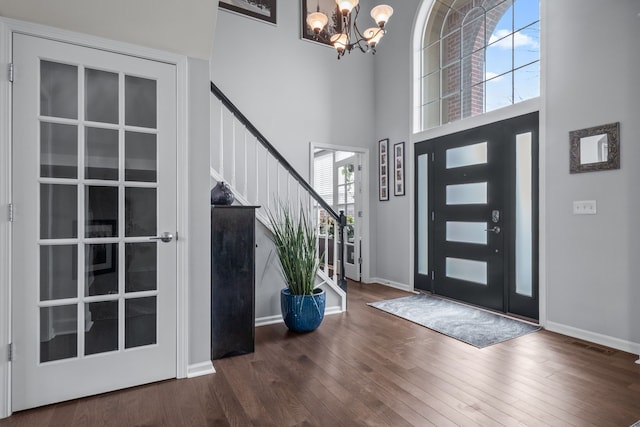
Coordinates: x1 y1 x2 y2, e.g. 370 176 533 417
418 0 539 130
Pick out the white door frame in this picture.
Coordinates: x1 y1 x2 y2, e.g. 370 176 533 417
0 17 190 418
309 142 370 283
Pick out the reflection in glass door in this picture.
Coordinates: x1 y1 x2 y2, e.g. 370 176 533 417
12 33 177 410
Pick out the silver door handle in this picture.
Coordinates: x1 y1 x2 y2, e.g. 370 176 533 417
485 226 501 234
149 232 174 243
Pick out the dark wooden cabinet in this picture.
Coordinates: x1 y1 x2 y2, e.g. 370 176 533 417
211 205 257 359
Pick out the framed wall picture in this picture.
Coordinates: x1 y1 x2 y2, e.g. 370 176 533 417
219 0 277 25
379 138 389 201
393 142 405 196
301 0 342 45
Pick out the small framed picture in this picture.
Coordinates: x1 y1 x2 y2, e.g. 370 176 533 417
393 142 405 196
219 0 277 25
379 139 389 201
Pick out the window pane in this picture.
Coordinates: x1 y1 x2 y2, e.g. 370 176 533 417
126 242 157 292
442 93 461 124
86 243 119 296
423 41 440 76
85 186 118 238
40 245 78 301
423 71 440 104
514 62 539 103
40 122 77 179
446 222 488 244
442 62 460 97
422 101 440 129
85 301 118 355
463 82 485 118
513 23 540 69
85 68 118 124
486 71 513 112
515 132 533 296
41 184 77 239
417 154 429 274
40 305 77 363
86 127 119 181
486 35 513 78
125 187 157 237
125 297 157 348
514 0 539 31
446 257 487 285
462 15 485 57
40 60 77 119
125 76 157 128
446 142 487 169
125 132 157 182
446 182 487 205
442 29 461 67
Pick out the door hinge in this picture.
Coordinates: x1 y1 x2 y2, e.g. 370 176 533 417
357 165 362 171
357 211 363 218
175 231 179 241
358 257 362 265
8 63 14 83
8 343 13 362
431 211 434 221
8 203 14 222
431 271 435 280
431 152 434 162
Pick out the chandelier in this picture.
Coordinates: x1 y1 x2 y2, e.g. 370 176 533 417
306 0 393 59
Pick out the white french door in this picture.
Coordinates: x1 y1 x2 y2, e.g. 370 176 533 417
11 34 178 411
334 155 362 281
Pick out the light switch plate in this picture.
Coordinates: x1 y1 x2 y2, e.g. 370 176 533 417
573 200 597 215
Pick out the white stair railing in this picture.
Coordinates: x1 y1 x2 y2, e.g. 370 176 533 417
210 83 347 310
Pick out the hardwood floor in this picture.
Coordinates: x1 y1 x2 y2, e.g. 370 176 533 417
3 282 640 426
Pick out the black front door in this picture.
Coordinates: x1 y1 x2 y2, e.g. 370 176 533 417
415 112 539 319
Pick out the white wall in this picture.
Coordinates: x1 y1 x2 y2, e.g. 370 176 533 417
371 0 421 289
0 0 217 59
544 0 640 349
187 58 212 367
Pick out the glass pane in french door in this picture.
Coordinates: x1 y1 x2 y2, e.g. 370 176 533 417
37 62 161 362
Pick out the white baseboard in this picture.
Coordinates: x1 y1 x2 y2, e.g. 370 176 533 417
366 277 415 293
546 321 640 359
255 305 343 328
187 361 215 378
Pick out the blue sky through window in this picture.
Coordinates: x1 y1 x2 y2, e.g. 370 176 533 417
485 0 540 112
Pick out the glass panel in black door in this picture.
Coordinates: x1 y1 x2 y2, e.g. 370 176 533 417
432 133 506 312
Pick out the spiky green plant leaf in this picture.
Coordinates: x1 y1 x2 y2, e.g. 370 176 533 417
267 202 320 295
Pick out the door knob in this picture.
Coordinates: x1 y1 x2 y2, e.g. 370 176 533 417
485 226 501 234
149 232 174 243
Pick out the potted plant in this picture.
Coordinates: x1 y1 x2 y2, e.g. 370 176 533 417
267 203 325 332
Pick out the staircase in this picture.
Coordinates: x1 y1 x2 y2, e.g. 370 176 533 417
209 83 347 313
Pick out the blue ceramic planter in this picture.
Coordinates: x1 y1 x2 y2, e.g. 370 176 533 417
280 288 326 333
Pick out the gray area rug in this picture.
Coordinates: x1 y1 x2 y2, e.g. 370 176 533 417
368 294 540 348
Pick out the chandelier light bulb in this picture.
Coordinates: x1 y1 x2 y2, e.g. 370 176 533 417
330 33 349 53
370 4 394 28
336 0 359 15
364 27 384 47
306 11 329 33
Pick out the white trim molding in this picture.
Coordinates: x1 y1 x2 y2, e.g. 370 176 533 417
365 277 415 293
0 16 190 418
187 361 216 378
0 19 14 421
546 321 640 361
